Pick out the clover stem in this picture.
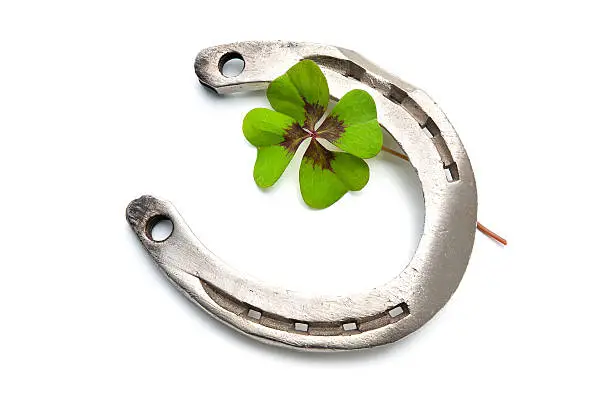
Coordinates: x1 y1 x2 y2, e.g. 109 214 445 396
381 145 409 161
381 145 507 246
476 222 507 246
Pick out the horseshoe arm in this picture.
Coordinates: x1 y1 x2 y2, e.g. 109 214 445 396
126 41 477 350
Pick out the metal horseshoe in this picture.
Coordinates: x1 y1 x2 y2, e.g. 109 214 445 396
126 41 477 351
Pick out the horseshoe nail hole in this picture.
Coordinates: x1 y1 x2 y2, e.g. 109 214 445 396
294 322 308 332
444 168 453 182
422 126 435 139
219 52 245 77
444 163 459 182
146 215 173 242
342 322 358 331
247 309 262 320
388 306 404 318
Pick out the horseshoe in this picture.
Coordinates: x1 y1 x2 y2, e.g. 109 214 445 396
126 41 477 351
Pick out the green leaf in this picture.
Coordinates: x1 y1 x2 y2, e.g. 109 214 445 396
299 139 370 209
253 145 294 188
243 108 310 188
243 108 296 146
331 152 369 191
266 60 329 130
285 59 329 109
328 89 378 125
317 89 383 158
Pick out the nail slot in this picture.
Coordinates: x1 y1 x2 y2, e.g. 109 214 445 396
342 322 358 331
294 322 308 332
247 309 262 320
388 306 404 318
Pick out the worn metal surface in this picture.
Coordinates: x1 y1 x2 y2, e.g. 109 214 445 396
126 41 477 351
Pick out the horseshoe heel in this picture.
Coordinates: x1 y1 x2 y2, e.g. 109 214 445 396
126 41 477 351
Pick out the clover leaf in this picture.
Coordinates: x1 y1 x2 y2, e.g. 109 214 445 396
242 59 383 209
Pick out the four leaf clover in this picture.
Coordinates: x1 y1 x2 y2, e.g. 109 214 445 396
242 60 383 208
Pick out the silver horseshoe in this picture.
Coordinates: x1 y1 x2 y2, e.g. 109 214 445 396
126 41 477 351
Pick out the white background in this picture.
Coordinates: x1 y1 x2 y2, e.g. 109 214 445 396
1 1 610 406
